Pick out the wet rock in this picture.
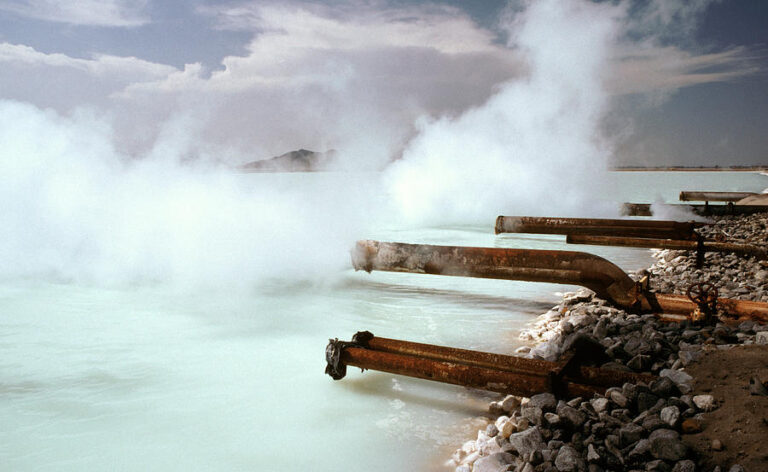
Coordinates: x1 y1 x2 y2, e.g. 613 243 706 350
756 331 768 345
479 437 502 456
461 451 481 466
530 342 561 362
471 452 515 472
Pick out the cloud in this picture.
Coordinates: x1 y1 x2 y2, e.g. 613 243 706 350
628 0 720 44
201 2 501 54
0 42 176 110
609 45 761 96
116 3 523 165
0 43 174 77
0 0 149 26
0 1 762 167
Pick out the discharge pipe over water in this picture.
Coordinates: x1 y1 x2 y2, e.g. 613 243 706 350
351 240 768 322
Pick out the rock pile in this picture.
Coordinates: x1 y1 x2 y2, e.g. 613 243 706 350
650 214 768 301
447 213 768 472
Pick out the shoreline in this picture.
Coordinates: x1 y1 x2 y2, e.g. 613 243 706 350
610 168 768 173
444 212 768 472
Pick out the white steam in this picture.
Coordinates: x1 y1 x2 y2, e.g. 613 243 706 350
385 0 623 225
0 0 723 288
0 100 370 289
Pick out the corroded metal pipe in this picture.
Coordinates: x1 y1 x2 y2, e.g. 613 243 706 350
621 202 767 217
352 240 768 321
649 293 768 323
679 191 756 202
352 240 638 307
365 336 656 389
326 333 656 398
566 234 768 260
494 216 699 240
340 347 602 397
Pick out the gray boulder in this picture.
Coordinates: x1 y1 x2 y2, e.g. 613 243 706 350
649 430 688 461
507 427 545 458
529 393 557 412
554 445 585 472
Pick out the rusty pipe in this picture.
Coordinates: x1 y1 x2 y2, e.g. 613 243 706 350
679 191 756 202
649 293 768 323
351 240 768 321
365 336 656 388
494 216 699 240
339 347 604 397
352 240 638 307
621 202 768 217
566 234 768 260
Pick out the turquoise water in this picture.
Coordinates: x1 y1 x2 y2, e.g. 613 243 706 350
0 171 764 471
607 171 768 203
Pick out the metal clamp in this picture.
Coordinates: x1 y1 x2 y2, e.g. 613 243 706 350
686 282 718 323
325 331 374 380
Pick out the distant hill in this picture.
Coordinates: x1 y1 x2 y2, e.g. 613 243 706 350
240 149 337 173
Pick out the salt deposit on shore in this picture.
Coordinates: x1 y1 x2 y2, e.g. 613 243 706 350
447 213 768 472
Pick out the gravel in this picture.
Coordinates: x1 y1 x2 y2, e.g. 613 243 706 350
446 213 768 472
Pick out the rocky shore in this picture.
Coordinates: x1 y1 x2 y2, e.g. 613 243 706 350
446 213 768 472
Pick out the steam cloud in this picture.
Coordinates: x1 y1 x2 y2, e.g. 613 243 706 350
385 0 621 224
0 100 371 289
0 0 734 288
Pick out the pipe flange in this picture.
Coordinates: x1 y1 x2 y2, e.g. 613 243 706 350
324 331 374 380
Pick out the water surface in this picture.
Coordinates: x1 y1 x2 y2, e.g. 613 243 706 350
1 171 764 471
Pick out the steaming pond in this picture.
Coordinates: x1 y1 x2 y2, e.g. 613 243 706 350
1 171 765 471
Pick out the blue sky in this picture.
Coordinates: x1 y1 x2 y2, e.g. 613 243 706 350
0 0 765 166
